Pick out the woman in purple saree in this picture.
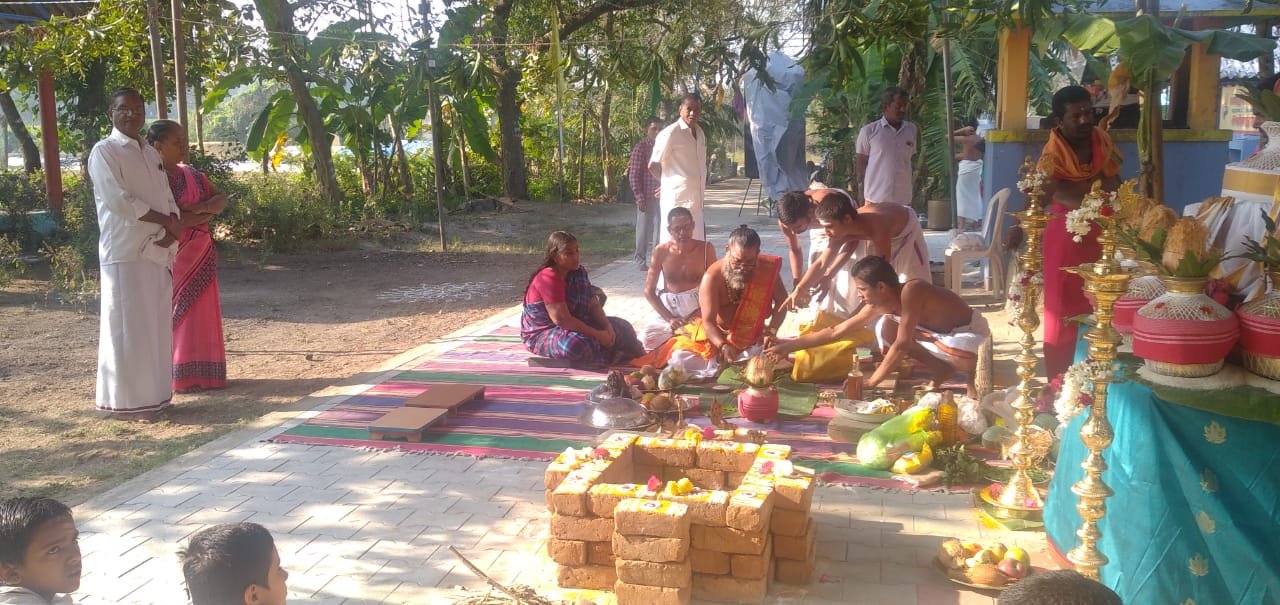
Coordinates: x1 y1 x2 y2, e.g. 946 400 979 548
148 120 229 391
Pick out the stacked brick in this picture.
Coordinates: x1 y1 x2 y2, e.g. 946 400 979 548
613 498 693 605
545 434 638 590
545 434 817 603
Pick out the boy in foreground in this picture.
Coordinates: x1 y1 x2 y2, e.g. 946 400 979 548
181 523 288 605
0 497 81 605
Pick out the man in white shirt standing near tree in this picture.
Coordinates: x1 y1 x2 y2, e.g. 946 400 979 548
650 94 708 243
88 88 183 420
856 86 917 206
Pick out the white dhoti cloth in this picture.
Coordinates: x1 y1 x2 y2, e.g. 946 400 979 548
858 207 932 286
97 260 173 413
670 344 763 380
875 309 990 363
642 288 701 350
806 229 860 318
956 160 983 223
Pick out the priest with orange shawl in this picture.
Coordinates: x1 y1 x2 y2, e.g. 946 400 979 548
635 225 789 377
1034 85 1122 377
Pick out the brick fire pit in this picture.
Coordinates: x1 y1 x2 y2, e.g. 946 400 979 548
544 433 817 604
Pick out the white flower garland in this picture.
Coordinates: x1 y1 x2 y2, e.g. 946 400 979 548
1065 190 1117 243
1017 170 1047 195
1053 360 1094 436
1005 272 1044 325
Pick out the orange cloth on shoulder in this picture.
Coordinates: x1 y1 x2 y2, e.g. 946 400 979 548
1036 127 1122 182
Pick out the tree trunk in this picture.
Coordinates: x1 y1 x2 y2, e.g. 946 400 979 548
577 107 588 199
193 73 205 153
256 0 342 208
0 89 41 172
76 61 109 171
391 116 413 195
490 0 529 201
1261 20 1276 80
600 81 614 197
455 125 472 201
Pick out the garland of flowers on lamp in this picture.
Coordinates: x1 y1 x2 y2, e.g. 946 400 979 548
1004 168 1050 323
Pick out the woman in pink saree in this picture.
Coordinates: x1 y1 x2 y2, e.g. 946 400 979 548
148 120 229 392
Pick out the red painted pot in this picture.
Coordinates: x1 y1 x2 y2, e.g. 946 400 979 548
1114 275 1166 334
738 387 779 423
1237 271 1280 380
1132 277 1238 377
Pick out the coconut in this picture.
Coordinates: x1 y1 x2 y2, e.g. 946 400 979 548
1137 205 1178 242
1162 217 1211 273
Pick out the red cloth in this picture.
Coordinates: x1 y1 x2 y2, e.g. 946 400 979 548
171 164 226 391
1043 202 1100 378
525 267 567 305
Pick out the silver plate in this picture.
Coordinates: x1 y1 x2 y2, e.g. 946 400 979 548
578 397 654 430
588 383 641 405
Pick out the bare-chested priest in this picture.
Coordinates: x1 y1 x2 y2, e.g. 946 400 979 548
811 191 930 287
641 207 717 349
767 255 988 396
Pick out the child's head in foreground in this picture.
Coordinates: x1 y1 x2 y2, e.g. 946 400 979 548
998 570 1123 605
0 497 82 601
180 522 287 605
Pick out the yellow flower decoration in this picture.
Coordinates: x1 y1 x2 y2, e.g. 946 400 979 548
1200 469 1218 493
1196 511 1216 535
1189 553 1210 577
1182 600 1196 605
1203 421 1226 445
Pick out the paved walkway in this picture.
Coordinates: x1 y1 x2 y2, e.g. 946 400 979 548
72 180 1044 605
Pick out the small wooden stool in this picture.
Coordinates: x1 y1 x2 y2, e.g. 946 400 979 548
404 383 485 410
368 407 448 442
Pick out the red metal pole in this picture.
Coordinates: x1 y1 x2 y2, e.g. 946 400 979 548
37 70 63 216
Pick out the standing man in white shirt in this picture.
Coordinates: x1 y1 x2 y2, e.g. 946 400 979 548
88 88 183 419
856 87 917 206
649 94 708 243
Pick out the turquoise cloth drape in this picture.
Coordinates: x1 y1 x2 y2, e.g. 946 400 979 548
1045 343 1280 604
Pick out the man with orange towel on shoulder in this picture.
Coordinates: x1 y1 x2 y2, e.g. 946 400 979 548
1014 85 1122 378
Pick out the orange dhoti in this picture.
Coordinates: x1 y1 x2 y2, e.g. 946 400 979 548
634 254 781 376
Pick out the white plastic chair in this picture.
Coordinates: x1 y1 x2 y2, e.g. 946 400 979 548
945 188 1011 298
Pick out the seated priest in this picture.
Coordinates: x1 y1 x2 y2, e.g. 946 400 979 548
521 231 644 366
640 207 717 350
766 255 988 396
777 189 861 316
635 225 788 377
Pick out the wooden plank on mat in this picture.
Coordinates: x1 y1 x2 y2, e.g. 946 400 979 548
368 408 448 442
404 383 486 410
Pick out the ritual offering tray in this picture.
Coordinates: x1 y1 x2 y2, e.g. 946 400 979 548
833 398 899 424
578 397 653 430
979 484 1047 519
935 538 1033 591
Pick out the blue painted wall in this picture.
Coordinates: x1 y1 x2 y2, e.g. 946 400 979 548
985 134 1230 216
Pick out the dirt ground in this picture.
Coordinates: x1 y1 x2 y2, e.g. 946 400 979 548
0 201 637 505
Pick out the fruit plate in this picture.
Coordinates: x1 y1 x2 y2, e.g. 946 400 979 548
933 559 1018 592
643 394 698 416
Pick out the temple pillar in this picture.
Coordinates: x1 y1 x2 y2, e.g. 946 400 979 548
996 26 1031 131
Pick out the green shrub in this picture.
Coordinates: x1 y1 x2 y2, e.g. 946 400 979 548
45 241 98 310
0 236 22 287
217 172 340 252
0 171 49 252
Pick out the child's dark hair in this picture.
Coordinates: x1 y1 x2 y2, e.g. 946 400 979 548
814 191 857 223
180 522 275 605
0 497 73 566
777 191 811 227
998 570 1123 605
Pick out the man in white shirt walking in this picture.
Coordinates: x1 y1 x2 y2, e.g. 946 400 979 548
856 87 917 206
87 88 182 419
649 94 708 243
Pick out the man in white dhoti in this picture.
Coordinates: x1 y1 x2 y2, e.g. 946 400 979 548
641 208 716 349
953 125 985 231
813 188 930 287
767 255 988 396
650 94 708 243
88 88 182 418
